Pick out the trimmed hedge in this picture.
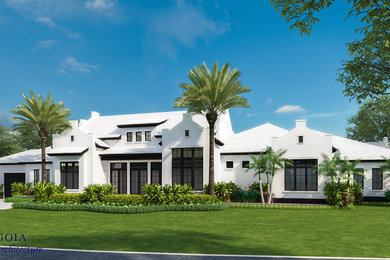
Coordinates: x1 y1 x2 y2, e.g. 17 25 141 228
229 203 336 210
183 194 219 204
49 193 86 204
12 202 229 214
4 197 35 203
102 194 145 206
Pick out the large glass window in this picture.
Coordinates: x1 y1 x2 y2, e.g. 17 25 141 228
172 147 203 190
285 160 317 191
372 168 383 190
60 162 79 189
46 169 50 183
110 163 127 194
353 169 364 188
151 162 162 185
33 169 39 185
145 131 151 141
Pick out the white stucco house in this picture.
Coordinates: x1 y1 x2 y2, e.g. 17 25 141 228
0 110 389 201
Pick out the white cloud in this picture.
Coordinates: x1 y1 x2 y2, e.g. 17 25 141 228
86 0 115 11
145 1 229 59
35 16 80 39
246 113 259 117
58 56 98 78
275 105 307 114
33 39 57 50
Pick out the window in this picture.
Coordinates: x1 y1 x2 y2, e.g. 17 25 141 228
185 130 189 137
136 131 142 142
226 161 233 168
353 169 364 188
60 162 79 189
127 132 133 142
151 162 162 185
46 169 50 183
242 161 249 168
111 163 127 194
70 135 74 142
145 131 151 141
372 168 383 190
172 147 203 190
285 160 317 191
298 136 303 143
33 169 40 184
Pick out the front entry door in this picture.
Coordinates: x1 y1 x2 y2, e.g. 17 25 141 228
4 173 25 198
130 163 147 194
110 163 127 194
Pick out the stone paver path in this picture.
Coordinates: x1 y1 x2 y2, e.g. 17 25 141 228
0 199 13 210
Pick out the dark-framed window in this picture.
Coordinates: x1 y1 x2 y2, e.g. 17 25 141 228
136 131 142 142
33 169 39 185
242 161 249 168
145 131 151 141
298 136 303 143
70 135 74 142
151 162 162 185
60 162 79 189
226 161 233 168
111 163 127 194
353 169 364 188
127 132 133 142
372 168 383 190
46 169 50 183
185 130 189 136
285 159 317 191
172 147 203 190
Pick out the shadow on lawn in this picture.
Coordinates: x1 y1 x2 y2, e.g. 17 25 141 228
7 229 292 256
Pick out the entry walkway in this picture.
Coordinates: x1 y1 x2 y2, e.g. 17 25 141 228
0 199 13 210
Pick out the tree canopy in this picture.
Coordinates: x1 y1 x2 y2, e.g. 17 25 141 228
270 0 390 103
0 125 23 157
346 95 390 142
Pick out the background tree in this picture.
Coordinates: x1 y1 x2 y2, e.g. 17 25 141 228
270 0 390 102
11 92 71 182
0 125 23 157
17 129 52 150
346 96 390 142
174 62 250 195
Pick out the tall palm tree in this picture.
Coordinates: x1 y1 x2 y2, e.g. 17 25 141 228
317 152 342 183
174 62 250 195
11 91 71 182
263 147 292 204
246 153 268 203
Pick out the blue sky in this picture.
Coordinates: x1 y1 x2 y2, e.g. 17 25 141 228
0 0 362 136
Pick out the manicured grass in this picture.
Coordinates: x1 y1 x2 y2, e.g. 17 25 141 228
0 205 389 257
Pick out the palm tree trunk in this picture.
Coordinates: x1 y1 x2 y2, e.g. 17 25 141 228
40 133 47 182
259 177 265 203
206 113 217 196
267 177 273 204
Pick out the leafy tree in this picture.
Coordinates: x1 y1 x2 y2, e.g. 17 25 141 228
380 156 390 179
11 92 71 181
246 153 267 203
174 62 250 195
0 125 23 157
17 129 52 150
346 96 390 142
270 0 390 103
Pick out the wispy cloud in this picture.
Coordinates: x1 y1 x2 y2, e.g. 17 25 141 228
35 17 80 39
275 105 307 114
305 110 355 119
145 1 229 59
246 113 259 117
58 56 98 78
33 39 57 50
86 0 115 12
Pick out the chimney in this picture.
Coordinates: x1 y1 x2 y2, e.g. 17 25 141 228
91 111 100 119
69 120 79 128
295 119 306 129
383 137 389 147
183 112 193 121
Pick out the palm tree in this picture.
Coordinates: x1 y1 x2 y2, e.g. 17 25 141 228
317 152 342 183
263 147 292 204
246 154 268 203
174 62 250 195
11 91 71 182
338 158 363 184
380 156 390 178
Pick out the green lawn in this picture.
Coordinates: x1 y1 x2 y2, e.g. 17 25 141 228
0 205 389 257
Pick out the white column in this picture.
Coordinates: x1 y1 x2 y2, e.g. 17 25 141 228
147 161 151 184
127 162 130 194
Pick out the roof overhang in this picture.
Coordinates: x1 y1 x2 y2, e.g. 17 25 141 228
220 151 263 156
0 161 53 166
100 153 162 160
47 148 89 156
215 138 224 146
98 135 121 140
117 120 167 128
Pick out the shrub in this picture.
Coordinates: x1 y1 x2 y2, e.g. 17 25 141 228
11 182 32 196
33 182 66 202
49 193 86 204
231 188 259 202
12 202 229 214
5 197 35 203
248 182 268 193
323 182 355 208
203 181 238 201
102 194 145 206
83 184 115 203
351 184 364 204
183 194 219 204
0 184 3 198
142 184 165 204
385 190 390 202
143 184 194 205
